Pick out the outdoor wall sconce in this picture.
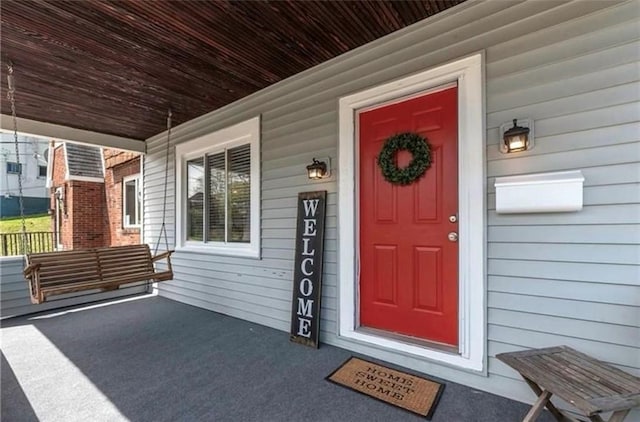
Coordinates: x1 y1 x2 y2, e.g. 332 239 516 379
306 157 330 180
500 118 534 154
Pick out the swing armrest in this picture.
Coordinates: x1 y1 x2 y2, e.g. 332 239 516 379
24 263 41 279
151 250 173 262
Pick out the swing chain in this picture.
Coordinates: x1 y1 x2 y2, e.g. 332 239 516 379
154 108 171 256
6 63 29 255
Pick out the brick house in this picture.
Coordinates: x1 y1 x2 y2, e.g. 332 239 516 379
48 142 141 250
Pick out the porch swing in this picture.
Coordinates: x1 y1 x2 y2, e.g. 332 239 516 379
6 64 175 304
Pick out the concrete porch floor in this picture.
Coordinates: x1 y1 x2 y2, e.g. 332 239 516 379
1 295 553 422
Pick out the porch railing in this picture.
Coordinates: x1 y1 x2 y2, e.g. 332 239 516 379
0 231 56 256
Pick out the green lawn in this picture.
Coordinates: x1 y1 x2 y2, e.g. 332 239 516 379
0 214 52 233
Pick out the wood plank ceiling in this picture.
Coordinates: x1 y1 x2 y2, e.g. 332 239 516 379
1 0 464 141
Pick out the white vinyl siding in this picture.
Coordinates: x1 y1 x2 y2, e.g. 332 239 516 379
143 0 639 414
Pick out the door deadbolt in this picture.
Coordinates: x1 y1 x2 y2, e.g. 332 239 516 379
449 215 457 223
448 232 458 242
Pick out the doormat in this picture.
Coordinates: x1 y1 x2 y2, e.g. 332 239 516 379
326 357 444 419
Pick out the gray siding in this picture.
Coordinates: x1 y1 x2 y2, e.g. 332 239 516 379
0 257 148 319
144 0 640 410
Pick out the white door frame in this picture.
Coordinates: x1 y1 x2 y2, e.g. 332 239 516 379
337 53 486 371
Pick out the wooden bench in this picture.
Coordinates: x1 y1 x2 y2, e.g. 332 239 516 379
497 346 640 422
24 244 173 304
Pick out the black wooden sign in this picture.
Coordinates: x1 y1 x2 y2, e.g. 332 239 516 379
290 190 327 348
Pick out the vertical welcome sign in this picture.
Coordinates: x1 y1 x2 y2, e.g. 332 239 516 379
290 191 327 348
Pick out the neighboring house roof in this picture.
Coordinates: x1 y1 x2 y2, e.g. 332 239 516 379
188 192 203 204
65 143 103 179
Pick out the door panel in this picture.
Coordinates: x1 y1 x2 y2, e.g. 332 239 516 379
359 86 459 346
373 245 397 305
413 246 442 312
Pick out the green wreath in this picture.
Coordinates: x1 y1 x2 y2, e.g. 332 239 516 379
377 132 432 185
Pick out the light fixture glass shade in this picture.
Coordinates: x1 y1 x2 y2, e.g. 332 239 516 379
306 158 327 179
506 134 527 152
503 119 530 153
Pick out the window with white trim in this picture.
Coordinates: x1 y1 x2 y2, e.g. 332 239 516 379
176 116 260 258
123 174 141 228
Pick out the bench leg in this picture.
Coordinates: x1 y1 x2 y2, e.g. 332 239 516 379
522 377 569 422
523 389 553 422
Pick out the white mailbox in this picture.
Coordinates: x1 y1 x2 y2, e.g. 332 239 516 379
494 170 584 214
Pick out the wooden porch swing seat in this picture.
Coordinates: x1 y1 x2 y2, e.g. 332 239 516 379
5 64 176 306
24 244 173 304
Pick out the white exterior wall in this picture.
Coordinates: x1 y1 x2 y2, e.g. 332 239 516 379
144 0 640 410
0 133 48 199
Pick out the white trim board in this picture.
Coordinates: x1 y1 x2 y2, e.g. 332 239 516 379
337 53 486 372
45 142 54 189
0 115 144 153
65 175 105 183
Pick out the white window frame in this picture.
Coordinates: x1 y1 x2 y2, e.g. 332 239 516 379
337 53 486 371
175 116 261 258
122 174 141 229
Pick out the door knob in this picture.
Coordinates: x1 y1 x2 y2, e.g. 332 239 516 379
448 232 458 242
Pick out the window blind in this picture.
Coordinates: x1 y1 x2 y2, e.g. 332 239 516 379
227 144 251 243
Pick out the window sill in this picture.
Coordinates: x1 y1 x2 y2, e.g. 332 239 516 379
176 243 260 259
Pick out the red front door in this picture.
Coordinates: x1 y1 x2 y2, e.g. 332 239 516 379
359 85 459 346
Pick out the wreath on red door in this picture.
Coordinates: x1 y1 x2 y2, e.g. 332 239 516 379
377 132 432 185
